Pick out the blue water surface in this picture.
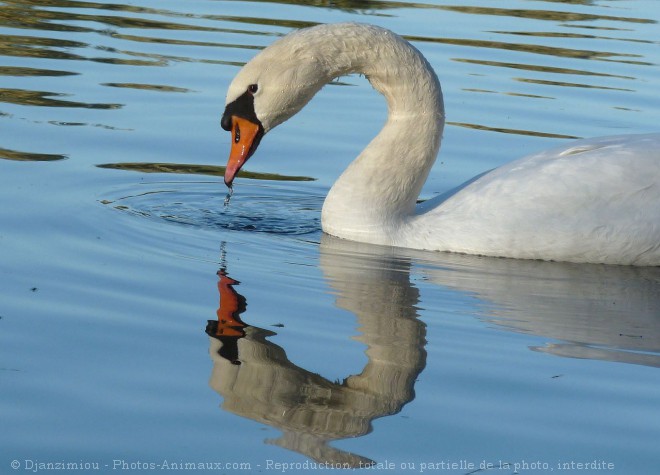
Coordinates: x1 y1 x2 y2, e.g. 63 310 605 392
1 1 659 474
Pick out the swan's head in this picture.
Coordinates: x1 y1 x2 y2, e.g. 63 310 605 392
220 28 332 186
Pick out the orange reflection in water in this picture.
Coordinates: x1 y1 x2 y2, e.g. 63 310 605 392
206 269 248 365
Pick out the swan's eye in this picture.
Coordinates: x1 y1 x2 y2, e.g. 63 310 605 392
247 84 258 94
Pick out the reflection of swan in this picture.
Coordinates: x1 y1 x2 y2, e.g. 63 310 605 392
207 238 659 465
220 22 660 265
207 249 426 466
321 236 660 367
416 252 660 367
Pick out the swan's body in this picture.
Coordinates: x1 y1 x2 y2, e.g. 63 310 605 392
221 23 660 266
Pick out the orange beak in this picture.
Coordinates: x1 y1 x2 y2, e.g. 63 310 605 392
224 116 262 187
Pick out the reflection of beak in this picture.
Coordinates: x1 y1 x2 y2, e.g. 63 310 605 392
224 116 263 187
216 270 246 326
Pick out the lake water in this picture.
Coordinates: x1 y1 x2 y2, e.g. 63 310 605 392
1 1 659 474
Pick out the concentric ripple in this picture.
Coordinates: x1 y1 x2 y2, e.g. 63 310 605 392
102 180 323 236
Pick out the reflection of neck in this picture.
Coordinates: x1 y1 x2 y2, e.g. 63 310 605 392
326 245 426 404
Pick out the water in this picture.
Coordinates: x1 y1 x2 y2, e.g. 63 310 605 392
1 1 659 474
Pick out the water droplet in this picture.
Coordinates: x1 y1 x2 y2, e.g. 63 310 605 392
224 186 234 208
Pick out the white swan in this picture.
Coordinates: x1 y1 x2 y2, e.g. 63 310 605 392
221 22 660 266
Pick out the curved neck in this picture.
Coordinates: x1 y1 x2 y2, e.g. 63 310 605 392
317 24 445 245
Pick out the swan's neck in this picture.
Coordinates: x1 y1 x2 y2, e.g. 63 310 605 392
318 25 445 245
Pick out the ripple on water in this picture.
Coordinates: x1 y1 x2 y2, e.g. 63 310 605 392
101 181 323 236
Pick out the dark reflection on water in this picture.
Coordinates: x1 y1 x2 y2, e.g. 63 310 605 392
514 77 634 91
445 120 580 139
0 146 67 161
0 87 122 109
97 162 315 181
101 83 193 93
0 0 222 34
0 32 165 67
0 66 77 77
0 33 88 59
453 58 634 79
234 0 404 12
491 29 658 45
435 4 655 24
405 33 649 64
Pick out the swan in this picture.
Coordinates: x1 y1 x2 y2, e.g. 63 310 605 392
220 22 660 266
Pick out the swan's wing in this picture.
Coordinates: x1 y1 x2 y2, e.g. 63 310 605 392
411 133 660 264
